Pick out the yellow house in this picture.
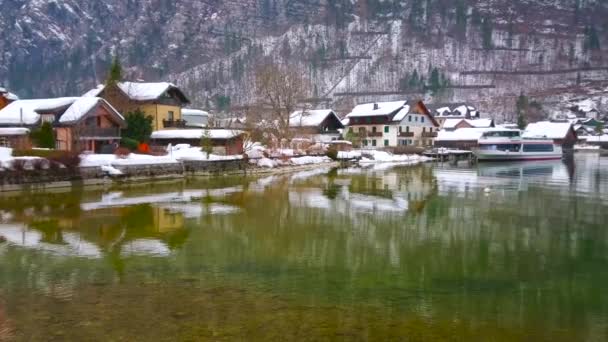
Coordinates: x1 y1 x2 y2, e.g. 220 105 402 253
84 82 191 131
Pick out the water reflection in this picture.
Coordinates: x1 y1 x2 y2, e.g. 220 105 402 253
0 155 607 340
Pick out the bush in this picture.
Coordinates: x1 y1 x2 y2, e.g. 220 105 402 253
326 146 339 161
115 147 131 159
120 137 139 151
49 152 81 171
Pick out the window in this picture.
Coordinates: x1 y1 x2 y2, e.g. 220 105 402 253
372 127 377 133
399 126 402 133
406 126 410 132
384 140 389 146
522 143 554 152
479 144 522 152
399 140 407 146
168 111 174 121
415 116 418 122
372 140 377 147
408 116 412 122
366 118 372 124
0 137 8 147
421 117 425 123
363 140 368 146
384 126 389 133
422 127 426 133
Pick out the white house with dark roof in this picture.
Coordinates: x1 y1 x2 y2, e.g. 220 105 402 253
289 109 344 143
345 100 439 148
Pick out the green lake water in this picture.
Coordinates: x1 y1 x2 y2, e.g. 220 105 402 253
1 154 607 341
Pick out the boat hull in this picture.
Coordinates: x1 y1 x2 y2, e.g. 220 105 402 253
473 150 563 162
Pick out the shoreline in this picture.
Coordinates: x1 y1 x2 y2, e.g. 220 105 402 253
0 161 342 194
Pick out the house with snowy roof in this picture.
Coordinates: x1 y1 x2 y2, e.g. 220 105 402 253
442 118 495 131
84 82 191 131
427 103 481 128
289 109 344 143
0 127 31 150
0 87 19 110
344 100 439 148
0 97 126 152
522 121 578 149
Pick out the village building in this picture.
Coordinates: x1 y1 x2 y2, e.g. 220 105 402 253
442 118 495 131
522 121 578 149
0 127 31 150
0 97 126 152
150 129 245 155
428 103 481 128
182 109 210 128
289 109 344 143
0 87 19 111
84 82 190 131
215 117 247 129
345 100 439 148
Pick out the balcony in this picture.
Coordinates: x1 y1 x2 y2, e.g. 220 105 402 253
422 132 438 138
79 126 121 138
367 131 383 137
163 119 187 129
398 132 415 137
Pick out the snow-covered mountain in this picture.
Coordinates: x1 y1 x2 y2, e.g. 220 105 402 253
1 0 607 120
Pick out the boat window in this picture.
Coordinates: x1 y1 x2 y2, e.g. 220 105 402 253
523 144 554 152
478 144 521 152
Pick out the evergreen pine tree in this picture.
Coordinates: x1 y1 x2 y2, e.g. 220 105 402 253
106 56 123 86
516 93 529 129
481 17 493 50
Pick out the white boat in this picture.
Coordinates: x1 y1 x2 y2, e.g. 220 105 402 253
473 129 563 161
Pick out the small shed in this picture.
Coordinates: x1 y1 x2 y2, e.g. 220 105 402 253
151 129 245 155
434 128 488 149
0 127 31 150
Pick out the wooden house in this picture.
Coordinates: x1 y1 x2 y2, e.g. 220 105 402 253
0 128 31 150
0 87 19 111
344 100 439 148
84 82 190 131
522 121 578 149
289 109 344 143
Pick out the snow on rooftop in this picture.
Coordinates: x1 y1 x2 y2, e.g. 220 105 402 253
182 108 209 117
5 92 19 101
0 97 78 125
435 107 451 115
443 118 493 129
151 129 244 140
58 97 102 123
346 101 407 118
581 135 608 142
289 109 336 127
453 105 469 116
83 82 182 101
436 128 491 141
392 105 411 122
0 127 29 136
571 98 598 113
523 121 573 139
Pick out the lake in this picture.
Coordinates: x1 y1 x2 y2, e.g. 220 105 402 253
1 154 607 341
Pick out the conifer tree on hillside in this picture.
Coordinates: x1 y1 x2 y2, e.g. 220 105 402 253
106 56 123 86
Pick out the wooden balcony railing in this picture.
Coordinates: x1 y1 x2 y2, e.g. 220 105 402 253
79 126 121 138
398 132 415 137
422 132 438 138
163 119 187 128
367 132 383 137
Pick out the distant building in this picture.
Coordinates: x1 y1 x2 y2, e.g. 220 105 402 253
442 118 494 131
150 129 245 155
182 109 210 128
0 97 126 152
522 121 578 149
289 109 344 143
428 103 481 128
84 82 190 131
434 128 489 149
345 100 439 148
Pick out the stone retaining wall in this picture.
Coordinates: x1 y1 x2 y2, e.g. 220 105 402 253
182 159 247 175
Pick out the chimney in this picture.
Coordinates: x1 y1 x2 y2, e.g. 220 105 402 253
373 103 379 110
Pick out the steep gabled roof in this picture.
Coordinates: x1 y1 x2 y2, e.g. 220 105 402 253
523 121 576 139
84 82 191 104
58 97 126 127
346 101 407 118
289 109 344 128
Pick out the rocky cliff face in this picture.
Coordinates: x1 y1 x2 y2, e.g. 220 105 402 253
1 0 607 119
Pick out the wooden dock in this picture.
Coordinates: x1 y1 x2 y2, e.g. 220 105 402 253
423 149 476 164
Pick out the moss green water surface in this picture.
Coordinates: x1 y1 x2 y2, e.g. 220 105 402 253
1 155 608 341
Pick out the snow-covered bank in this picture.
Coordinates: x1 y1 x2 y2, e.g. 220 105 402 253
251 155 333 168
574 144 601 151
338 149 433 166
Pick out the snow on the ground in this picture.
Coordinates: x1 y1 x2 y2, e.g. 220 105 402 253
0 147 45 169
167 144 242 161
80 153 178 167
574 144 601 151
358 150 432 164
0 147 11 161
251 155 333 168
337 150 362 159
101 165 123 175
580 135 608 143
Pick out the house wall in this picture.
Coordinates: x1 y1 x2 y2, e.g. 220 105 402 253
347 113 438 148
55 105 123 152
0 134 31 150
0 96 8 110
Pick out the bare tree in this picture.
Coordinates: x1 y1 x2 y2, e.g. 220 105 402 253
252 63 309 147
